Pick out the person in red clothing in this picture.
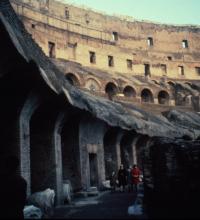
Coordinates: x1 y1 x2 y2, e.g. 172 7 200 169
131 164 141 193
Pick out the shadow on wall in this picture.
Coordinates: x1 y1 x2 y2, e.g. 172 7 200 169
143 138 200 219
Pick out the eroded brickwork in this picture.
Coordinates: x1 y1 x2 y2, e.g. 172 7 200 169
11 0 200 80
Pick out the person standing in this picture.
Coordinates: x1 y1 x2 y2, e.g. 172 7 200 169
131 164 141 193
127 166 133 192
117 164 127 192
0 155 27 219
109 171 117 193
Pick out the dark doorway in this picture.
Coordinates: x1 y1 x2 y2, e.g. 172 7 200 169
105 82 118 100
61 116 81 191
89 153 98 187
141 89 154 103
158 91 170 105
65 73 80 86
103 128 119 180
123 86 136 98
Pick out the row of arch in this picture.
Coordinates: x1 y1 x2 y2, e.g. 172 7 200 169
66 73 171 105
0 87 147 205
106 82 170 104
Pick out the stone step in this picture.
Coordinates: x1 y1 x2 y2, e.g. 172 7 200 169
74 187 99 198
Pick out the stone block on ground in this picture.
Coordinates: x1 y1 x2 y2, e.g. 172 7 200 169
87 187 99 196
24 205 43 219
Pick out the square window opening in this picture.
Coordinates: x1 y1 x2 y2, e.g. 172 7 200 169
178 66 184 76
127 59 133 69
161 64 167 75
108 56 114 67
112 32 118 41
89 51 96 64
182 40 189 48
195 67 200 75
144 64 151 77
48 41 56 58
147 37 153 47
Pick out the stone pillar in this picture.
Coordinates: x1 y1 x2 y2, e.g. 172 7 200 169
18 92 41 196
53 112 67 205
154 98 159 104
132 136 141 165
170 99 175 106
116 131 124 169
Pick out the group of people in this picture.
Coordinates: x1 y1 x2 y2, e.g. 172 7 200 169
0 156 141 218
110 164 141 193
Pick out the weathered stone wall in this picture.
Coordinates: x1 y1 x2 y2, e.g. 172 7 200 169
79 116 107 190
103 128 122 179
61 115 82 192
1 1 200 213
11 0 200 80
142 137 200 219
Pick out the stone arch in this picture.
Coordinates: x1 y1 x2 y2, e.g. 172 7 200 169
105 82 119 98
53 111 65 204
19 92 65 205
131 135 142 166
158 90 170 105
135 135 152 170
85 77 101 92
65 73 80 86
123 85 136 98
103 128 121 179
60 110 82 192
29 100 64 200
120 131 139 169
141 88 154 103
0 80 35 185
53 107 85 204
19 92 42 196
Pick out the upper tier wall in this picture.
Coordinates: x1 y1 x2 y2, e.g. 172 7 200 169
11 0 200 80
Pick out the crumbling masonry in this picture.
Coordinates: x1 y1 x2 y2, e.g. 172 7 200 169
0 0 200 218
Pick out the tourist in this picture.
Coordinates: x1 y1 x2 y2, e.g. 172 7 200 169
127 166 133 192
117 164 127 192
109 171 117 192
131 164 141 193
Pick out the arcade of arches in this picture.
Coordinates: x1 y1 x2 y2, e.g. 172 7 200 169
1 1 200 219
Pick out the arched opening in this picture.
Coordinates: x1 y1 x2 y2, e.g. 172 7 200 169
120 131 136 169
135 135 150 170
123 86 136 98
105 82 118 99
141 89 154 103
65 73 80 86
158 91 170 105
61 114 82 192
29 102 58 194
30 112 49 192
85 78 101 92
103 128 120 180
